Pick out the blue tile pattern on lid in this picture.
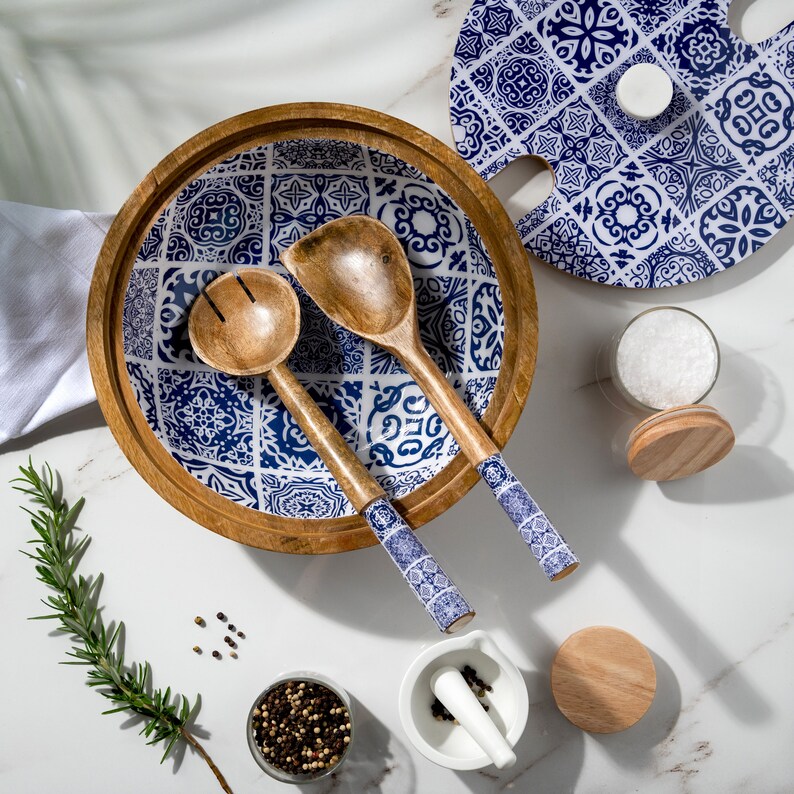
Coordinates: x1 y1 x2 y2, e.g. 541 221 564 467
450 0 794 286
122 139 504 518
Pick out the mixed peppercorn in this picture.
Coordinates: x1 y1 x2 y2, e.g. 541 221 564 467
251 680 352 776
431 665 492 722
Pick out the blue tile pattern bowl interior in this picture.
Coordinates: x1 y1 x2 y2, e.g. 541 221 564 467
122 138 504 522
449 0 794 287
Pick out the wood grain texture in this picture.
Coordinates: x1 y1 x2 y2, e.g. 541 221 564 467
281 216 499 465
86 103 538 553
627 405 735 481
551 626 656 734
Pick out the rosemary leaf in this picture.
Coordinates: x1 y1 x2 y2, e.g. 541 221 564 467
13 459 233 794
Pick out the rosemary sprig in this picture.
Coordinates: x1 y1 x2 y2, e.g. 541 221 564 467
13 460 232 794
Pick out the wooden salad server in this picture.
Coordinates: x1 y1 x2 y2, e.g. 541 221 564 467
188 267 475 633
280 216 579 581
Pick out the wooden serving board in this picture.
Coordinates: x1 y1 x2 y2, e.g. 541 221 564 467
86 103 538 554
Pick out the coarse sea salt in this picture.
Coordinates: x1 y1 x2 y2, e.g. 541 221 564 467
615 308 718 410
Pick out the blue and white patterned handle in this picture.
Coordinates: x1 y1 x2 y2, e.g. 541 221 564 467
477 454 579 581
363 498 475 633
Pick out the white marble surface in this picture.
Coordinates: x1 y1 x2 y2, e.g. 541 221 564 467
1 1 794 792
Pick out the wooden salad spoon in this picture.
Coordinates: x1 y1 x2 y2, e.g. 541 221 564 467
280 216 579 582
188 267 474 633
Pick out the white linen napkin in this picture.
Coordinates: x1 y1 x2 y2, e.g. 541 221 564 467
0 200 114 445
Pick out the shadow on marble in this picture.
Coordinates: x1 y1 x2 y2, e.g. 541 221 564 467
0 401 106 454
453 670 584 794
591 649 680 771
307 698 416 793
660 444 794 504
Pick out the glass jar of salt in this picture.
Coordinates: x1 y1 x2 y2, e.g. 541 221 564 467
600 307 734 481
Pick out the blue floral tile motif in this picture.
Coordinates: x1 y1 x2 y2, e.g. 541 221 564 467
415 276 468 374
136 212 167 263
157 267 222 365
172 452 259 509
633 228 718 287
773 39 794 86
526 215 613 282
711 65 794 164
450 80 515 173
205 147 269 176
375 182 465 270
167 175 264 264
515 194 562 237
122 267 157 361
125 361 160 434
365 382 449 471
466 219 497 278
538 0 638 83
453 0 523 67
261 473 352 519
640 114 744 215
269 173 369 257
616 0 689 37
699 184 786 267
462 375 499 418
471 282 503 371
272 139 366 171
367 149 428 181
123 139 504 517
469 32 575 136
525 97 625 202
450 0 794 285
653 0 757 100
573 162 681 265
758 143 794 212
588 49 691 151
159 369 255 467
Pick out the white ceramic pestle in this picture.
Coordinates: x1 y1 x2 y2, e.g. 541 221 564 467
430 665 517 769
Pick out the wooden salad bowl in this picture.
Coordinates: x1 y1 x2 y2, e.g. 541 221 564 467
86 103 538 554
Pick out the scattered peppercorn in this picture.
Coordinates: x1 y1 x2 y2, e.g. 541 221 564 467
227 623 236 631
431 665 493 722
216 612 226 621
194 616 204 626
230 651 238 659
251 680 351 777
237 631 245 639
212 650 221 659
193 646 201 654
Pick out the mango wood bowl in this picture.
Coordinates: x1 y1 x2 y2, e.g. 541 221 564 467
87 103 538 554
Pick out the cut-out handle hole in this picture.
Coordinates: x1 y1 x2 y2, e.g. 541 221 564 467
487 155 555 225
728 0 794 44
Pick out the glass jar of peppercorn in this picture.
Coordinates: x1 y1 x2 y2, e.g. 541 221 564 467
246 672 354 784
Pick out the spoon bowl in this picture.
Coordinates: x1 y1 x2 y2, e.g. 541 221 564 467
188 269 300 377
282 215 414 339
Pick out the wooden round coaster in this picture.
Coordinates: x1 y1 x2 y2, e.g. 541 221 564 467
627 405 735 481
551 626 656 734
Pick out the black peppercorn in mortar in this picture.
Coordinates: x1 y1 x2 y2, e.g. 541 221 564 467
250 680 352 776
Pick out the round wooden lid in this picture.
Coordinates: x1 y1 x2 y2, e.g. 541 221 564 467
627 405 735 481
551 626 656 734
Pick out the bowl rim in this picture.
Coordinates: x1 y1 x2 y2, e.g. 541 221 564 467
86 102 538 553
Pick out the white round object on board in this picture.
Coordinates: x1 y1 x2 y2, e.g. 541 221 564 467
616 63 674 121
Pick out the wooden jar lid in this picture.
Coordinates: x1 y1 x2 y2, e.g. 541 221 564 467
627 404 735 481
551 626 656 733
